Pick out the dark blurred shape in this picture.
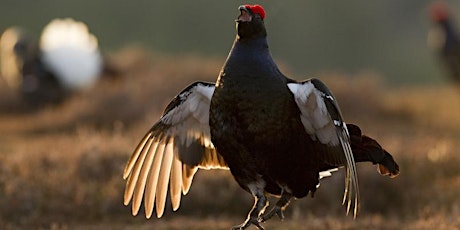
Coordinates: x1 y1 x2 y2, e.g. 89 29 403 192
428 1 460 83
0 18 120 108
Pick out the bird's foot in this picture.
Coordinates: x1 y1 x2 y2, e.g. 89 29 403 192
232 181 268 229
259 206 284 222
231 216 265 230
260 190 291 222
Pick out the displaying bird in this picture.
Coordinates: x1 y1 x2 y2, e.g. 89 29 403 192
0 18 103 106
428 2 460 83
123 4 399 230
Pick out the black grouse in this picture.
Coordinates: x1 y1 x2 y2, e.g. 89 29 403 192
0 18 108 107
428 2 460 83
123 4 399 230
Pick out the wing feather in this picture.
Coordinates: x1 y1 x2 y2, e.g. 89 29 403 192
132 141 158 215
124 137 154 207
144 141 165 218
288 78 359 217
123 82 228 219
123 133 151 180
338 126 359 217
182 165 198 195
155 140 174 218
170 151 182 211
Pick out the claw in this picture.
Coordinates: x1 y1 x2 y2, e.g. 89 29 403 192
231 216 265 230
232 182 268 230
277 210 285 220
254 221 265 230
259 206 285 222
260 190 292 223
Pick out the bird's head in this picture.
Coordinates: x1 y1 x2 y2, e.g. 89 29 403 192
429 2 449 23
236 4 267 41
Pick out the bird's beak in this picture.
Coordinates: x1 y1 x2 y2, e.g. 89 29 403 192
236 5 252 23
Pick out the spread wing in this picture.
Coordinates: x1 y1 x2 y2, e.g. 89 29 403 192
287 78 359 218
123 81 228 219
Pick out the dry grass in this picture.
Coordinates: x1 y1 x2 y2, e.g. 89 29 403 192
1 47 460 229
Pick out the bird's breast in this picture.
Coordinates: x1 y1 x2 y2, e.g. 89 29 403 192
210 73 298 144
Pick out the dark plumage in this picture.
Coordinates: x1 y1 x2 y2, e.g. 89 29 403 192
123 4 399 230
428 2 460 83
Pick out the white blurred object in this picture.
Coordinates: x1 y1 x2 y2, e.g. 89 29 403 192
40 18 102 90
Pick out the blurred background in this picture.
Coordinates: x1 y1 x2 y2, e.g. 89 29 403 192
1 0 460 229
1 0 459 85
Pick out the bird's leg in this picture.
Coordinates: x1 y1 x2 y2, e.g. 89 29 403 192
232 185 268 230
259 190 292 222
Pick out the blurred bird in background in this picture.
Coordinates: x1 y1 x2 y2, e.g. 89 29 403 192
0 18 117 108
428 1 460 83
